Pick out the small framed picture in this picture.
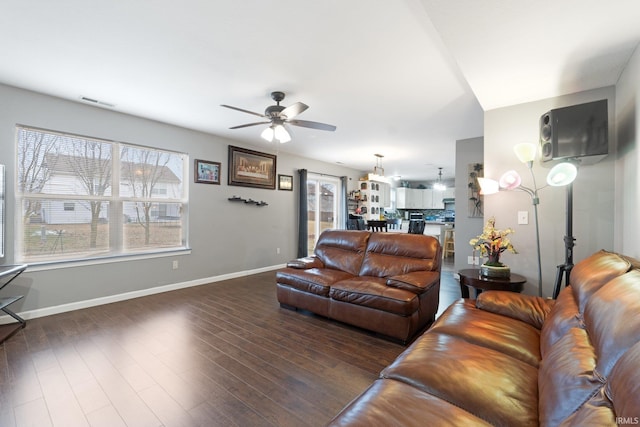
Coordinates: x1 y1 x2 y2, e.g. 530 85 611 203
195 159 221 184
278 174 293 191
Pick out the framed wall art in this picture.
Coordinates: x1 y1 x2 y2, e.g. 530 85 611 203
194 159 221 184
278 174 293 191
228 145 277 189
468 162 483 217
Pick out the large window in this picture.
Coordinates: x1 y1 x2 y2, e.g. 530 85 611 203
16 126 188 264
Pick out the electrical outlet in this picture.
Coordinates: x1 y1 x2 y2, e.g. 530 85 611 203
276 247 280 254
172 260 179 270
468 256 480 265
518 211 529 225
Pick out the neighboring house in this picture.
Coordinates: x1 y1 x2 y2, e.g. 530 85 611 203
307 183 336 222
36 154 182 224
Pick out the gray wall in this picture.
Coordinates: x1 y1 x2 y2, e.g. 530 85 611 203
484 86 616 297
0 83 362 316
615 44 640 259
454 136 484 273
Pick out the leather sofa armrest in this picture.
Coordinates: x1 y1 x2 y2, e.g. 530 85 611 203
286 256 325 269
386 271 440 294
476 291 555 329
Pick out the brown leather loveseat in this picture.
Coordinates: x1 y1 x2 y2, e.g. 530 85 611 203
276 229 442 343
328 249 640 426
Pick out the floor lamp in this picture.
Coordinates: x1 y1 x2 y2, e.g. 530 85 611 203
478 143 577 298
498 142 544 297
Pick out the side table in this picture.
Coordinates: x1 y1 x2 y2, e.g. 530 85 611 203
458 268 526 298
0 264 28 344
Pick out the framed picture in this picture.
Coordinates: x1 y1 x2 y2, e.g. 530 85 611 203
278 174 293 191
228 145 277 189
195 159 221 184
468 163 483 217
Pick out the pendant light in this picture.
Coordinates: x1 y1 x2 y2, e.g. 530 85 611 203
434 167 446 191
367 154 388 182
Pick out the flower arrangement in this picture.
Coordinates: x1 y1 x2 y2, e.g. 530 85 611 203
469 217 517 267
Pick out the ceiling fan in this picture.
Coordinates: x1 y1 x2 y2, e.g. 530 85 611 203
221 91 336 143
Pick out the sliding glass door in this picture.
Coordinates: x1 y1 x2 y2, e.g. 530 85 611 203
306 174 342 255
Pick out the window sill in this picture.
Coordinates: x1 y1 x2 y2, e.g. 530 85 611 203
21 248 192 272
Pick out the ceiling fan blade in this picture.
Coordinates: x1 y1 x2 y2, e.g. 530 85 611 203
280 102 308 119
288 119 336 132
221 104 266 118
229 121 271 129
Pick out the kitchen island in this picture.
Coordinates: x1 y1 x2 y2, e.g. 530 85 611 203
395 220 453 246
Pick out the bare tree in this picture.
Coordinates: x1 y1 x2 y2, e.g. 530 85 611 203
121 146 171 245
17 129 58 222
63 137 112 248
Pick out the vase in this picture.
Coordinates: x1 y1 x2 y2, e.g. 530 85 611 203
480 263 511 278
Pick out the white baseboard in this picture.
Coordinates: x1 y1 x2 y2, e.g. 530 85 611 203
0 264 285 324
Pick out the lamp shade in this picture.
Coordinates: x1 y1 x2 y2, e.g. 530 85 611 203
546 162 577 186
261 126 274 142
274 124 291 143
499 170 522 190
477 177 499 195
513 143 537 164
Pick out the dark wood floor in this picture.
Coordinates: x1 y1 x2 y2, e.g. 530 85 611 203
0 258 460 427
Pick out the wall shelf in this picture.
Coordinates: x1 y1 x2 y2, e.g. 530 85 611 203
228 196 268 207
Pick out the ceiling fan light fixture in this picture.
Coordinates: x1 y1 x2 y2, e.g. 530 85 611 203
274 124 291 143
223 91 335 143
261 126 274 142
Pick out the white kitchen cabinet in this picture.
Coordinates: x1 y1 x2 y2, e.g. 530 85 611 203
443 188 456 200
395 187 409 209
430 189 445 209
397 187 455 210
379 182 391 208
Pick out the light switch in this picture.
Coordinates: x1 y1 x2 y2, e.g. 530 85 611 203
518 211 529 225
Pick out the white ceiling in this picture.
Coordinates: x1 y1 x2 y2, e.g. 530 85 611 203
1 0 639 182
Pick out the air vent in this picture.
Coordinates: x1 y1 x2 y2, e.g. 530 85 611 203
80 96 115 108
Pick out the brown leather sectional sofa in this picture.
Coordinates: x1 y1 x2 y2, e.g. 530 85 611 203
328 250 640 426
276 230 442 343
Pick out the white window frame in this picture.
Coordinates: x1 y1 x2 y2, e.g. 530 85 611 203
15 125 190 266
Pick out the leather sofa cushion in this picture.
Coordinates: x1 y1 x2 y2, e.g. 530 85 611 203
359 233 440 278
538 326 601 426
276 268 355 297
330 277 419 316
570 250 631 313
429 300 541 368
606 341 640 420
314 230 370 276
586 269 640 376
386 270 440 294
327 378 493 427
286 256 324 269
539 257 640 426
475 291 553 330
381 332 539 427
540 285 581 356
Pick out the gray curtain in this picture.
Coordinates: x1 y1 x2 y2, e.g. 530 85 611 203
340 176 348 229
297 169 308 257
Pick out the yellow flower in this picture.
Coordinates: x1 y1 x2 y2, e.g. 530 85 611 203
469 217 518 266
